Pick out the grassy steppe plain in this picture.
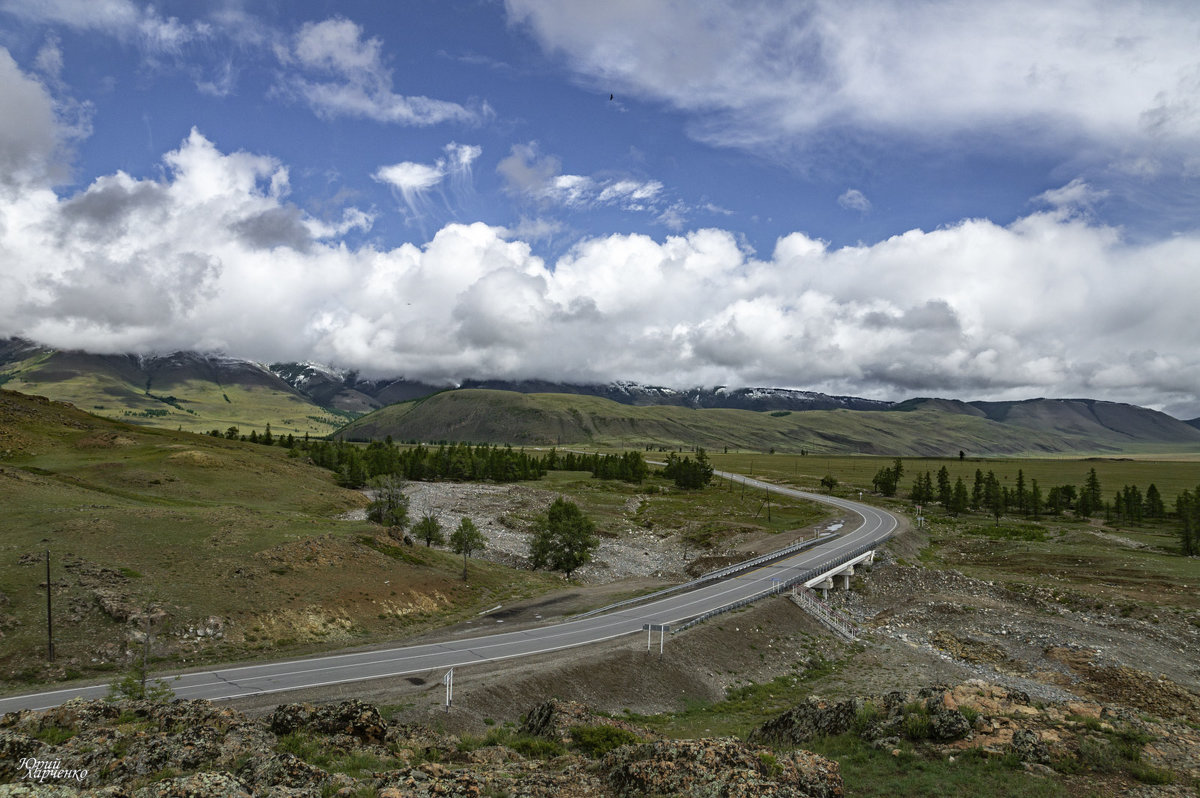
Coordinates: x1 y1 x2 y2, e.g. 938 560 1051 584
710 451 1200 506
0 392 836 687
6 395 1200 794
0 391 565 686
711 451 1200 609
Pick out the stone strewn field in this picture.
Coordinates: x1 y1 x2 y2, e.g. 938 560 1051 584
0 696 843 797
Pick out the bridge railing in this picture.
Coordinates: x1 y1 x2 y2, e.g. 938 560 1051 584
671 535 890 633
790 586 861 641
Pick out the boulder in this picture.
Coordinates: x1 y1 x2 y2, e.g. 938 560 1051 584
0 730 46 781
602 737 843 798
237 751 332 792
748 697 864 745
1007 729 1050 764
520 698 655 746
130 770 252 797
268 699 385 743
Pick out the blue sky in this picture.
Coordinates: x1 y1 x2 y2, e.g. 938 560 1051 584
3 1 1200 417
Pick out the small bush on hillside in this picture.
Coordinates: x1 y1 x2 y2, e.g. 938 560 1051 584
569 724 640 757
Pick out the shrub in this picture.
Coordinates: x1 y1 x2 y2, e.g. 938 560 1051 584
106 671 176 703
757 750 783 777
569 725 640 757
34 725 75 745
902 712 932 740
508 735 567 760
852 702 881 735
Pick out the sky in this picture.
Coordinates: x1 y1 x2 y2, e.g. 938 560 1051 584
2 1 1200 417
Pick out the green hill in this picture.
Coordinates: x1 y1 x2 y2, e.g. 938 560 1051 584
0 342 350 437
335 389 1200 456
0 389 557 686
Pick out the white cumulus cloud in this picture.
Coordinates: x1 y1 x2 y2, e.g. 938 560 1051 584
2 44 1200 418
505 0 1200 163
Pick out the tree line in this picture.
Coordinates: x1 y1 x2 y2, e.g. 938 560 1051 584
212 426 714 492
889 461 1195 555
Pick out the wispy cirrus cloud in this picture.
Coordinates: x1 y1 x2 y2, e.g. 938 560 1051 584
279 17 483 126
1 0 208 52
373 142 482 222
838 188 871 213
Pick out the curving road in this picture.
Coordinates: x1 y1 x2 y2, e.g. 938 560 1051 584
0 473 898 713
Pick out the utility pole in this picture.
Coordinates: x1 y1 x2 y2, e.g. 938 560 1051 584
141 613 151 695
45 550 53 662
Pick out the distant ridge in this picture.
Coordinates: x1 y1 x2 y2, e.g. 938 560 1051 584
334 389 1200 456
4 339 1199 454
0 339 340 436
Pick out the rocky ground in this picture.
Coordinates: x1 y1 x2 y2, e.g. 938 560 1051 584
349 480 836 584
2 681 1195 795
822 551 1200 723
0 696 843 797
5 484 1200 795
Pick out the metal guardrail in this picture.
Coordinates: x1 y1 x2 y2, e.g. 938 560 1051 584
789 586 861 641
571 532 836 620
671 535 890 633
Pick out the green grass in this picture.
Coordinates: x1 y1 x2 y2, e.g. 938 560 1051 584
0 390 561 685
460 727 567 759
625 661 839 739
568 724 641 757
710 452 1200 507
805 735 1063 798
532 469 830 544
276 731 395 776
921 514 1200 611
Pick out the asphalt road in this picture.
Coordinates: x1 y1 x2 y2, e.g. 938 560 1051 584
0 473 898 713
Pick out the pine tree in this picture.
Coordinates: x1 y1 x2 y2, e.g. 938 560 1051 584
984 471 1004 526
1177 488 1200 556
1079 468 1102 517
1145 484 1165 519
936 466 952 507
950 477 970 517
972 469 985 510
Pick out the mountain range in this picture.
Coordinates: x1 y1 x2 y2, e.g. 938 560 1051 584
3 337 1199 455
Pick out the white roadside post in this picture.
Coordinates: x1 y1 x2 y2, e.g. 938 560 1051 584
643 623 670 655
443 668 453 711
